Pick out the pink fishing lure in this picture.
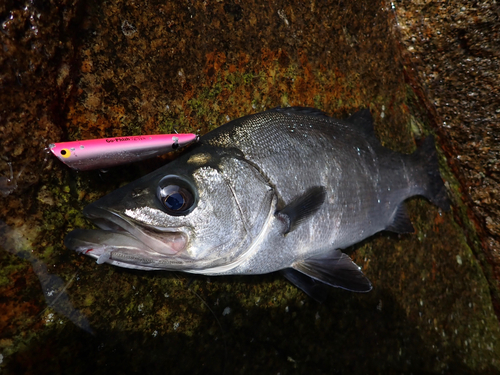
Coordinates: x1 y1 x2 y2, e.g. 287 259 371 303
49 133 198 171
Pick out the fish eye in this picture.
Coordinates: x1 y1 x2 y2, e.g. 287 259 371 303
157 176 196 216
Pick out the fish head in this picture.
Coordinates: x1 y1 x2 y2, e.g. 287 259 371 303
65 147 275 272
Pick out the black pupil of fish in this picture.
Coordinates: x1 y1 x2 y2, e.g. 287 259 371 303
61 150 67 155
165 190 185 210
157 177 195 215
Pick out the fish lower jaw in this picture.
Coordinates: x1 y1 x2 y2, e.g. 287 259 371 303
65 227 189 269
81 245 185 270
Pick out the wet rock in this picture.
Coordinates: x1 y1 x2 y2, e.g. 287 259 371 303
1 1 499 374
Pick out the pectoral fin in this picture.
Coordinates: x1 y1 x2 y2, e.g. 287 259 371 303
275 186 326 234
286 250 372 298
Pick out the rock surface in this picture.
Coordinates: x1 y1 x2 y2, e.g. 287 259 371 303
1 1 499 374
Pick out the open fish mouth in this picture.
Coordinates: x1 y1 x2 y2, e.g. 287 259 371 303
64 205 187 270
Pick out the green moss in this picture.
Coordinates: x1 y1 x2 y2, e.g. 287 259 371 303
280 92 289 107
123 122 142 136
42 245 55 258
0 274 10 287
313 94 322 109
83 294 94 307
0 260 30 287
224 73 240 90
242 72 255 84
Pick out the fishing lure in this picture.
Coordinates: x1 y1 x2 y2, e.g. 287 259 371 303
49 133 198 171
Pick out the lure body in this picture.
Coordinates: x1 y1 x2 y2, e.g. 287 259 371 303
49 134 198 171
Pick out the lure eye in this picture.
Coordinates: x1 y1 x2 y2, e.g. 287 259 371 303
157 176 196 216
60 148 71 158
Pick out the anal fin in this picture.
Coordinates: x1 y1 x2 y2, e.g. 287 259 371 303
386 203 415 233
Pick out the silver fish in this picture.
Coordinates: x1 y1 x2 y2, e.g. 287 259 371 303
65 107 449 301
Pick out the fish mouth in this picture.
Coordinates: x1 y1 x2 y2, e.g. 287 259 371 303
64 205 188 269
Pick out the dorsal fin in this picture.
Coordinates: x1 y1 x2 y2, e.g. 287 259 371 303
274 106 330 119
346 109 375 137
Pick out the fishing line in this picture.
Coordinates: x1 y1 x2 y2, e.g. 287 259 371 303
175 274 228 375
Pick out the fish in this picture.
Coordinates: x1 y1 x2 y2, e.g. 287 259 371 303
65 107 449 301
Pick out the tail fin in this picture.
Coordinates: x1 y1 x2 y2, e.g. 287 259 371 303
412 135 450 211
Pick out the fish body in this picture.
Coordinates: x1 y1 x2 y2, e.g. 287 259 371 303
65 107 449 300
